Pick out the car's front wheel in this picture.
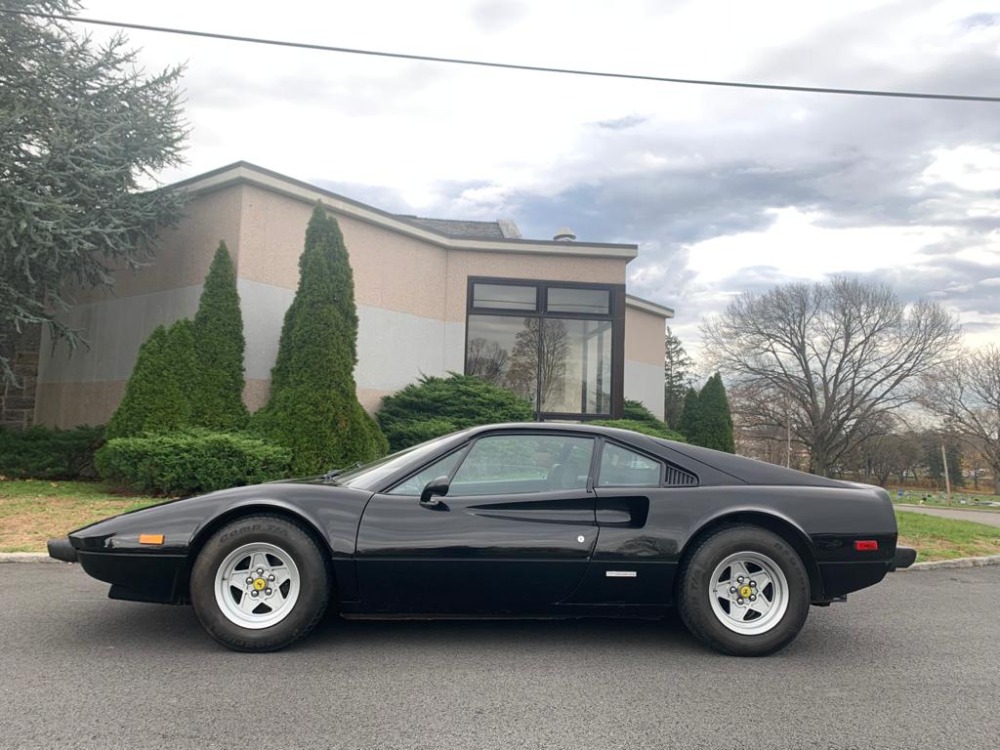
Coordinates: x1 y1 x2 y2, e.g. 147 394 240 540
190 515 330 651
677 525 810 656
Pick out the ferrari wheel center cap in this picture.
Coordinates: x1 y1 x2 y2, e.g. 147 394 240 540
739 585 753 599
253 578 267 591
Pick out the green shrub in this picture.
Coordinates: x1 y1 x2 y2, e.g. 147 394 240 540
623 399 667 429
0 425 105 479
377 373 534 451
95 430 292 495
191 242 248 430
591 400 686 442
385 418 460 450
254 205 386 473
107 319 198 438
589 419 686 441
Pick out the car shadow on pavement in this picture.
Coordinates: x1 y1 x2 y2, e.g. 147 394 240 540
53 597 706 655
306 609 703 654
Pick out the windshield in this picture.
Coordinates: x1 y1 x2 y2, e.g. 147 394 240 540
333 429 473 491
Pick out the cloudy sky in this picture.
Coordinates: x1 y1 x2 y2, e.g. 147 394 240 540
79 0 1000 357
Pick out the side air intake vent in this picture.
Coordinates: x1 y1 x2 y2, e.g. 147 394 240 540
664 464 698 487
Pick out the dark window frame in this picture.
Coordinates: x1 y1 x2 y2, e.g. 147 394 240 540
465 276 625 420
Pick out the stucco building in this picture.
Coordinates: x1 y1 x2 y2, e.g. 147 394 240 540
26 162 672 428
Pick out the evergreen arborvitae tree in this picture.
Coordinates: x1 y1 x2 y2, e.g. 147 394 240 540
254 205 385 473
192 242 248 430
679 387 701 444
697 372 736 453
107 319 198 438
664 327 694 431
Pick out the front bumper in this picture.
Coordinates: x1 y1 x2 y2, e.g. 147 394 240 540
890 545 917 571
47 537 78 563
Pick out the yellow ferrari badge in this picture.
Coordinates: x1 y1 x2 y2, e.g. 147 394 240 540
253 578 266 591
739 585 752 599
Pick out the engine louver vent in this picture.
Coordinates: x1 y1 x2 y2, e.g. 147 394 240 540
664 464 698 487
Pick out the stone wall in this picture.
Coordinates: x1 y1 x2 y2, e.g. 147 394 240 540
0 324 41 430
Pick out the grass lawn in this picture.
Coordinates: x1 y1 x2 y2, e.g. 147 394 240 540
0 480 165 553
896 511 1000 562
891 488 1000 511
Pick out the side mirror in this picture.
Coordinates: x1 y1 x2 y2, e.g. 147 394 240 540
420 475 451 506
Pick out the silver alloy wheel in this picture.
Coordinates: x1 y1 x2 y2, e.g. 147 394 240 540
709 551 789 635
214 542 300 630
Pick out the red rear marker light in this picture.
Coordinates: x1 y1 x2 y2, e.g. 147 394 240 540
854 540 878 551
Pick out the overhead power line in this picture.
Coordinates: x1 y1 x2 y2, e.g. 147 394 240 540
3 7 999 103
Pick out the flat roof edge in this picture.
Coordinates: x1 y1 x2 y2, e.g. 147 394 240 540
626 294 675 318
168 162 638 259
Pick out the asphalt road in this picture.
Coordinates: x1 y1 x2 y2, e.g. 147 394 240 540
896 504 1000 528
2 563 999 750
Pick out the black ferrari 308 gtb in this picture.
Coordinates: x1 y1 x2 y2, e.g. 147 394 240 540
49 423 915 656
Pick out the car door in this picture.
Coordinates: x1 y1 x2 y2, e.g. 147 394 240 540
565 439 680 608
355 432 599 614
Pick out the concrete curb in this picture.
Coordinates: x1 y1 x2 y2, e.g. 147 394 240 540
900 554 1000 571
3 551 1000 569
0 552 61 563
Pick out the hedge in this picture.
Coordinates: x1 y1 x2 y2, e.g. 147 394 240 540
0 425 105 479
95 430 292 495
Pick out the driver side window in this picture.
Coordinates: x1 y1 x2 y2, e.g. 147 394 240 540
448 434 595 496
386 450 465 496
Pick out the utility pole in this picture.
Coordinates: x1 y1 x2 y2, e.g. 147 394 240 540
941 443 952 505
785 397 792 469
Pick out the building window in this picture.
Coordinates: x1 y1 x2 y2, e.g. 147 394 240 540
471 283 537 311
465 278 624 419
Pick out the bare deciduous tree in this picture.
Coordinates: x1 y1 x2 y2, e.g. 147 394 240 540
466 338 510 383
922 345 1000 494
703 277 960 476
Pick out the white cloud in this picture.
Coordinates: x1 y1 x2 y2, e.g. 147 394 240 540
685 207 956 285
921 145 1000 191
73 0 1000 352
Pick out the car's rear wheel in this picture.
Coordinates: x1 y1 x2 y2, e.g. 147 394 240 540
190 515 330 651
677 525 810 656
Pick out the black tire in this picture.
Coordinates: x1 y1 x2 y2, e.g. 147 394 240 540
190 515 331 652
676 525 810 656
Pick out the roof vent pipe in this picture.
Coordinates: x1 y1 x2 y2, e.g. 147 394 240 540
553 226 576 242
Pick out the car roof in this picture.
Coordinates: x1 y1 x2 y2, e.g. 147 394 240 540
463 421 676 441
461 422 847 488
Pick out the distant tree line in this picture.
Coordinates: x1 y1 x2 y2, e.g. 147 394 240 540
688 275 995 490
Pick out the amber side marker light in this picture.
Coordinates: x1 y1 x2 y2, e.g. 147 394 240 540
138 534 165 545
854 540 879 551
